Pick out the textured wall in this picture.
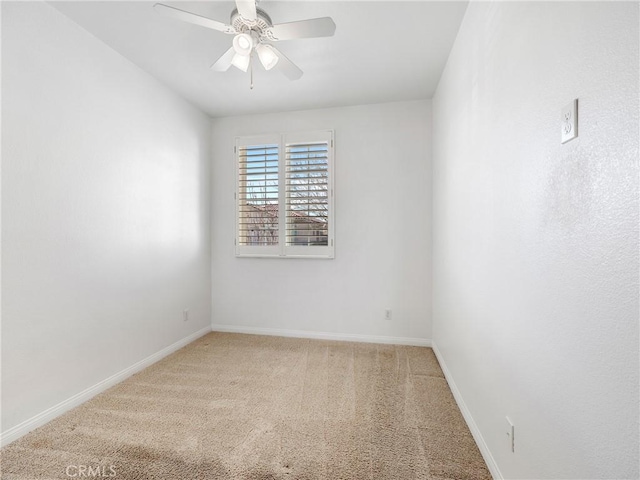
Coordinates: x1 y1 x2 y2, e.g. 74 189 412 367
432 2 639 478
211 101 431 342
2 2 212 432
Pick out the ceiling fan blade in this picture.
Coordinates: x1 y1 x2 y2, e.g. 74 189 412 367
211 47 236 72
271 47 303 81
268 17 336 41
154 3 235 34
235 0 257 21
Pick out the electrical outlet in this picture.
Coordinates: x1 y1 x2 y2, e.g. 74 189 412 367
561 99 578 144
506 416 515 453
183 309 189 322
384 309 392 321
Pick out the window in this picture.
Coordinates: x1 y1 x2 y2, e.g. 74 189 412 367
235 131 334 258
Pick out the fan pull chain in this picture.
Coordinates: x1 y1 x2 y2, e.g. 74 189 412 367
250 55 254 90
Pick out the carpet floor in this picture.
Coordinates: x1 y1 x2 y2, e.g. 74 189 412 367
1 333 492 480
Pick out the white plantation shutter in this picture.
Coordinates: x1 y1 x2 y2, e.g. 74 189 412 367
236 131 334 258
283 131 333 257
236 135 280 256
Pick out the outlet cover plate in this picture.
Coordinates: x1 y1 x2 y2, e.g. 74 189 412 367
506 416 515 453
561 99 578 144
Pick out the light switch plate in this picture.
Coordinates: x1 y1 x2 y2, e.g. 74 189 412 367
561 99 578 144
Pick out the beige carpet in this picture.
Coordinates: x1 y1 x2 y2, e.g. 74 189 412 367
1 333 491 480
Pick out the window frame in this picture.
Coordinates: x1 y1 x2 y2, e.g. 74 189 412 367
234 130 335 259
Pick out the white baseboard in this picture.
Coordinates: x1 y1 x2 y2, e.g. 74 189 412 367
431 341 503 480
210 324 431 347
0 326 211 447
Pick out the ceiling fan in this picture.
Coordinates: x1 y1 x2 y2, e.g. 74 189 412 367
154 1 336 84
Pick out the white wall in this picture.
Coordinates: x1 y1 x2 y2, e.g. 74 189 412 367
432 2 638 479
2 2 211 435
211 101 431 342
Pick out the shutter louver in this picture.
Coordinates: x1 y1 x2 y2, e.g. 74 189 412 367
237 143 279 246
285 141 329 246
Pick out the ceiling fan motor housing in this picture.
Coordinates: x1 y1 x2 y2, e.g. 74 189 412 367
230 8 276 41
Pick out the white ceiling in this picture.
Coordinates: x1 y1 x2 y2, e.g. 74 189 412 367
51 1 468 118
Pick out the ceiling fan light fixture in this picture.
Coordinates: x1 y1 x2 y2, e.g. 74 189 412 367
233 33 254 56
256 44 279 71
231 53 250 72
154 1 336 85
